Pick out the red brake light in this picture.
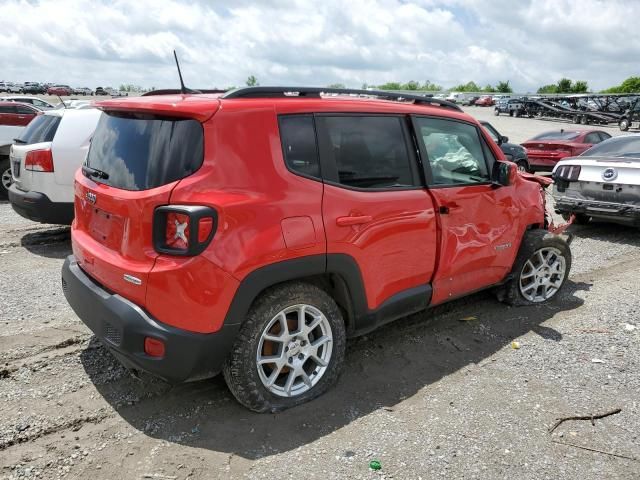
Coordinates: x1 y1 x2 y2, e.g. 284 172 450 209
153 206 217 256
144 337 165 358
165 212 190 250
25 149 54 172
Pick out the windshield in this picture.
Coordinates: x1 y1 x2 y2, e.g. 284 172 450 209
16 115 60 144
86 112 204 191
581 136 640 159
531 131 581 141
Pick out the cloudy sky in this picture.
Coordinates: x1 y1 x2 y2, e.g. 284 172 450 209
1 0 638 92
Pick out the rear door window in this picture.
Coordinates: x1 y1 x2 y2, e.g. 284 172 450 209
16 115 61 144
584 132 601 144
316 115 418 189
16 105 35 114
0 105 16 114
86 112 204 191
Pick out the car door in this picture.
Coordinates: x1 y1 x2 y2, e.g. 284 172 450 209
316 114 438 312
413 116 520 305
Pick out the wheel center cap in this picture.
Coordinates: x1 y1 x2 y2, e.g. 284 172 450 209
288 341 301 356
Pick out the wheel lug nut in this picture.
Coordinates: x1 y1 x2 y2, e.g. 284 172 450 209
298 353 304 360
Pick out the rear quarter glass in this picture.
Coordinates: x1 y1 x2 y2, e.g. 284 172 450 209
86 111 204 191
17 115 61 144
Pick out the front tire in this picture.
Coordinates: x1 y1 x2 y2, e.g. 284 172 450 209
223 282 346 412
516 160 529 173
497 230 571 306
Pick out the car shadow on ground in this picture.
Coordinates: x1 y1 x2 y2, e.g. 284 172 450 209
568 220 640 248
20 226 71 259
81 279 590 460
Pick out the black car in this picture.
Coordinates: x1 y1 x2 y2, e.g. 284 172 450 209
480 121 530 172
22 82 46 94
494 98 525 117
461 95 480 106
94 87 107 96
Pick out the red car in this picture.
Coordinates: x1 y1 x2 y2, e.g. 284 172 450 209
522 129 611 171
475 95 495 107
61 87 572 412
47 85 72 96
0 101 40 126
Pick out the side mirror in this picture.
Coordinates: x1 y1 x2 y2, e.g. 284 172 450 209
493 161 517 187
500 135 509 144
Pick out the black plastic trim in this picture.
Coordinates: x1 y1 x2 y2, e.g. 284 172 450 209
62 257 240 382
8 185 74 225
153 205 218 256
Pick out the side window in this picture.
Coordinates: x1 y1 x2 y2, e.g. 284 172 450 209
279 115 320 179
16 105 35 114
317 116 417 189
598 132 611 142
0 105 16 114
584 132 601 144
415 117 490 186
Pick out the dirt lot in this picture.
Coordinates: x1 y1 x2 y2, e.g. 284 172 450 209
1 111 639 479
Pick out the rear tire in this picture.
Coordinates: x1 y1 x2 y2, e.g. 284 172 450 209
494 109 499 116
516 160 529 173
497 230 571 306
223 282 346 412
619 118 630 131
580 116 589 125
0 157 12 201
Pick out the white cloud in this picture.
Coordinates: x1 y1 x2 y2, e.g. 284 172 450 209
0 0 638 91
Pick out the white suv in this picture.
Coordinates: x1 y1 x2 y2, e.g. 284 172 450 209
8 108 101 224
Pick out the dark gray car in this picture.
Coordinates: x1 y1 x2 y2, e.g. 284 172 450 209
480 121 530 172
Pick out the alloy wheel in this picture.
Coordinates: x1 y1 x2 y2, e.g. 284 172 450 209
256 304 333 398
1 166 12 193
519 247 567 302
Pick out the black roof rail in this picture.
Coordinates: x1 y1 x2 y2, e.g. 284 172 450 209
222 86 463 112
142 88 227 96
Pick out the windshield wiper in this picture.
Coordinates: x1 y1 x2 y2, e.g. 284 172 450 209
13 138 26 144
82 165 109 180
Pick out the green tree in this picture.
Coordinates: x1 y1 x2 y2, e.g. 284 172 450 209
537 84 558 94
327 83 346 89
420 80 443 91
450 81 480 92
403 80 420 90
246 75 259 87
572 80 589 93
602 76 640 93
556 78 573 93
483 84 495 92
377 82 403 90
496 81 512 93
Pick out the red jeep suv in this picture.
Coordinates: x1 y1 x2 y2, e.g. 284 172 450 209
62 87 572 412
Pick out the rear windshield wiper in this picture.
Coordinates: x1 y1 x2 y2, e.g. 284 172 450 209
82 165 110 180
13 138 26 144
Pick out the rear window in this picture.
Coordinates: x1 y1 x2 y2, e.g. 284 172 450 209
531 131 581 141
17 115 60 144
582 136 640 159
86 112 204 191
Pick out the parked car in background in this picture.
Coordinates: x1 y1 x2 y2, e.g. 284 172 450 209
73 87 93 96
8 108 101 224
0 83 8 92
8 83 23 94
522 129 611 171
494 98 525 117
47 85 73 96
480 121 530 172
618 98 640 131
60 87 571 412
445 92 467 104
57 99 94 109
0 101 40 126
552 134 640 226
22 82 46 94
94 87 107 96
1 96 56 110
461 95 480 106
475 95 495 107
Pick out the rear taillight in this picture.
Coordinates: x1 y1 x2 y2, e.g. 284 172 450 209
153 205 217 256
25 149 54 172
554 164 581 181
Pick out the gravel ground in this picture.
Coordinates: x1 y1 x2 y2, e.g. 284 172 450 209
1 112 639 480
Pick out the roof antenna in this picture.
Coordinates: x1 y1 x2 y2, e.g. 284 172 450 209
173 50 199 95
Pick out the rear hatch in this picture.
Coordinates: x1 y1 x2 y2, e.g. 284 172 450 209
10 112 62 191
73 103 213 306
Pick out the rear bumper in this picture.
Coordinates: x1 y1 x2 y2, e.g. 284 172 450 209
8 185 74 225
62 256 240 383
555 196 640 225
